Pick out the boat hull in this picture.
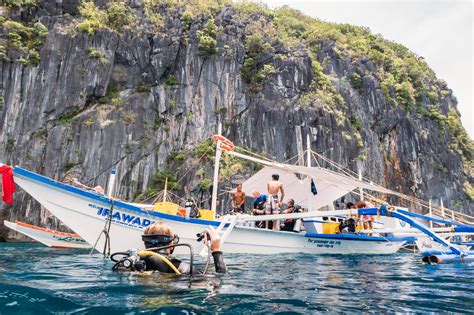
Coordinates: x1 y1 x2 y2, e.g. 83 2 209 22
13 167 404 255
415 237 471 255
3 220 91 249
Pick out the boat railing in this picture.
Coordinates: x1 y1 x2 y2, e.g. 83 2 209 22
430 207 474 225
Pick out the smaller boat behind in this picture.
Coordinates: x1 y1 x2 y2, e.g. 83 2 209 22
3 220 91 249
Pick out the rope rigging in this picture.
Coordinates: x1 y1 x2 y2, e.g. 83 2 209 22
90 199 115 257
69 131 472 227
307 148 473 224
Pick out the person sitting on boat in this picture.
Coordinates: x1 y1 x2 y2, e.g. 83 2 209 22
251 191 267 228
140 222 227 274
266 174 285 230
232 183 246 214
355 200 374 231
346 202 357 210
346 202 358 219
280 199 302 231
339 203 357 234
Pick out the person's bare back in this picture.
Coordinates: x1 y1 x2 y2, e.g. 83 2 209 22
267 178 284 202
266 174 285 230
268 180 282 194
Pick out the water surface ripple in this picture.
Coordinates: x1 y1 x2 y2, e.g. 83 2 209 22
1 243 473 313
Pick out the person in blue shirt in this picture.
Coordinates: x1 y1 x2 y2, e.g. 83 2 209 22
252 191 267 228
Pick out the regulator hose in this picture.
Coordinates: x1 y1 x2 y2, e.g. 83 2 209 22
111 252 130 262
138 251 181 275
144 243 194 275
111 252 134 271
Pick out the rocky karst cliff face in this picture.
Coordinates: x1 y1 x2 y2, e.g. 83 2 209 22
0 0 473 239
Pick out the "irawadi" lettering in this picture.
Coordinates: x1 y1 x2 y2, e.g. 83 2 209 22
89 203 154 228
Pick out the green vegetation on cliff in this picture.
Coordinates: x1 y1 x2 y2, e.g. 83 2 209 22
1 0 471 205
3 0 37 9
1 18 48 65
197 18 218 57
0 0 464 117
2 0 452 120
77 1 136 34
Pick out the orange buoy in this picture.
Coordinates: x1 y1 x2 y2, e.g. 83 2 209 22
211 134 235 151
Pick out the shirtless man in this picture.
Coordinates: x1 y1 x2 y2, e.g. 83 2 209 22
266 174 285 230
232 184 246 213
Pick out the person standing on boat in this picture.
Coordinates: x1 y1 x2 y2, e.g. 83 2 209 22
232 183 246 214
266 174 285 230
251 191 267 228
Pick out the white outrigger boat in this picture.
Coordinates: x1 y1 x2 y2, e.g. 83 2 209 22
3 220 90 249
1 133 473 262
3 166 407 255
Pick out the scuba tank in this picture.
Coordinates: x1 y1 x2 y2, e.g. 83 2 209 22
293 219 302 232
185 200 193 219
293 205 303 232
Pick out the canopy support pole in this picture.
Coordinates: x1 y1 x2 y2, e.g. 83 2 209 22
107 169 117 198
440 199 445 218
211 123 222 219
358 168 363 201
306 133 312 211
163 177 168 203
429 199 433 228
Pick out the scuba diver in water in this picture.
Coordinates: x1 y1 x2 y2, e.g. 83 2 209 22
111 222 227 274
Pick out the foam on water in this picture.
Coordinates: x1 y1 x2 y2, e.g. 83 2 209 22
0 243 473 313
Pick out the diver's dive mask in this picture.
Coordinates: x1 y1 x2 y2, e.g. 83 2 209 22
141 234 180 253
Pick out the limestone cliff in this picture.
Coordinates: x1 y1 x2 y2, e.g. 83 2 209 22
0 0 473 238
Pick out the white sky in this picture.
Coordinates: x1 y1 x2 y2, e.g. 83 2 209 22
261 0 474 138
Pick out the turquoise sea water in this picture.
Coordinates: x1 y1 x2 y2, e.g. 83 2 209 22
0 243 473 314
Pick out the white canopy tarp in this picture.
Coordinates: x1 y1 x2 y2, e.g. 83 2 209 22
238 167 344 210
239 165 395 210
287 164 394 195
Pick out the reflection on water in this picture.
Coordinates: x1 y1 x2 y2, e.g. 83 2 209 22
0 243 473 313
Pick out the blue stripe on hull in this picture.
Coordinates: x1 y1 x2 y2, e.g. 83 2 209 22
13 166 220 227
305 233 413 243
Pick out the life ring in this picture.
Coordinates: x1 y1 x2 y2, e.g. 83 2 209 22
211 134 235 151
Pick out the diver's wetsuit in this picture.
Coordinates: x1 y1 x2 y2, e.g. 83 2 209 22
143 251 227 274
